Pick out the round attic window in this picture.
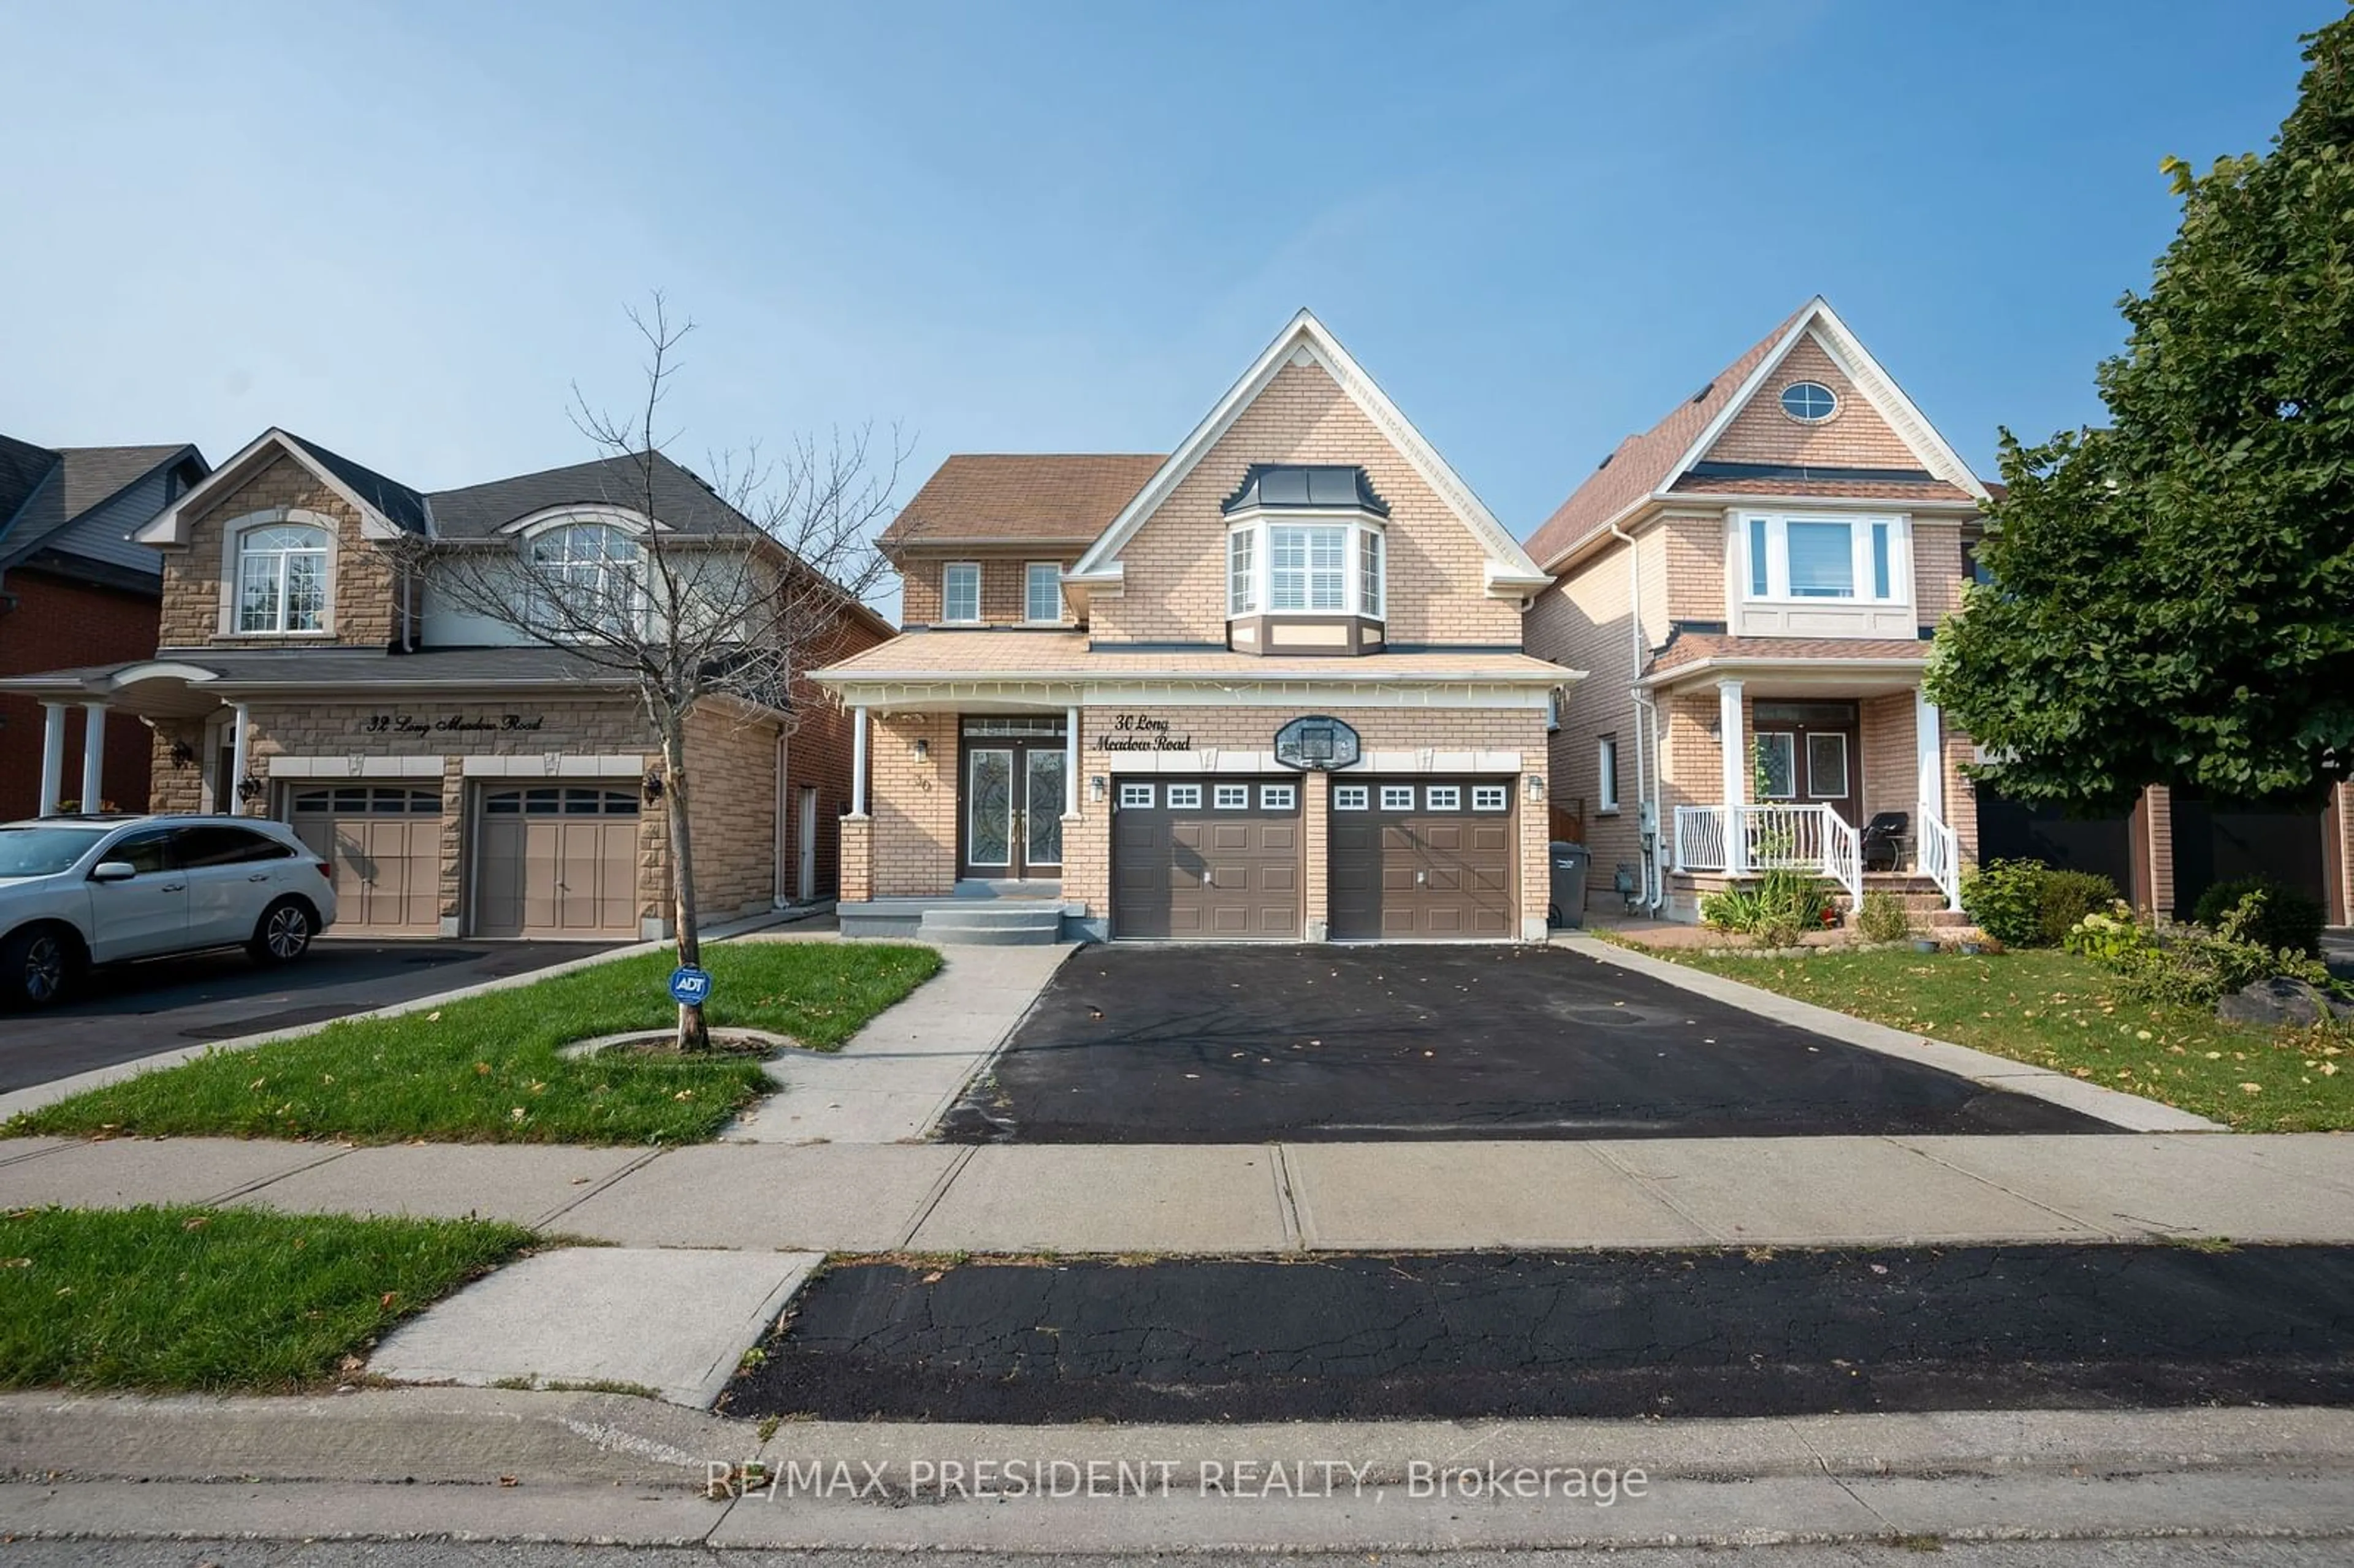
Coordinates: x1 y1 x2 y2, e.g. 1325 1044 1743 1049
1779 381 1838 423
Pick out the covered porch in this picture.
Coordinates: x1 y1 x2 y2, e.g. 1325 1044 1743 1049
0 660 250 816
1643 653 1965 919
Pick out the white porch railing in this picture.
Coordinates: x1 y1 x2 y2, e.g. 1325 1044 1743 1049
1917 799 1962 911
1673 803 1862 902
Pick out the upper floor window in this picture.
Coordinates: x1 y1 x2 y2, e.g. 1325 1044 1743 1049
1740 513 1908 605
1779 381 1838 423
235 523 330 633
1270 524 1346 611
1024 562 1062 623
942 561 981 623
528 522 642 635
1226 520 1385 619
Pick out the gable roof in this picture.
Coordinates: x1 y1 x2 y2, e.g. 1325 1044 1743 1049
0 437 207 576
1523 298 1988 572
878 454 1165 549
136 427 427 546
1068 310 1550 596
427 451 760 539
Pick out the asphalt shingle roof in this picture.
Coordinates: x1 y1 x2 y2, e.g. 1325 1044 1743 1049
878 454 1165 548
426 451 756 539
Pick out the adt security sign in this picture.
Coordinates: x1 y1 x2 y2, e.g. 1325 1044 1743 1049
668 965 714 1006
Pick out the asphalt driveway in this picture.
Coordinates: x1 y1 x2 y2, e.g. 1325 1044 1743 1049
0 938 623 1094
939 945 2112 1142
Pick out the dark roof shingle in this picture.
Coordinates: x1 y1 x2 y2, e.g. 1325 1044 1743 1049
425 451 755 539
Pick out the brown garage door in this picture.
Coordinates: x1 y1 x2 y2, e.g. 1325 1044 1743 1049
473 785 641 938
1329 777 1517 939
289 785 443 934
1111 777 1301 940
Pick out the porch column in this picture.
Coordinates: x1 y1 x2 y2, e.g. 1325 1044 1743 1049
78 701 107 812
1914 687 1944 819
849 706 869 817
227 702 251 816
36 702 67 816
1718 679 1746 874
1064 706 1080 815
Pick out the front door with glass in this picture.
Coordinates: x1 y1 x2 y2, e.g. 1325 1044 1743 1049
958 718 1068 880
1751 701 1861 828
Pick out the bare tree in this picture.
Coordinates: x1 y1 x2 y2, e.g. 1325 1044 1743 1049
399 295 904 1049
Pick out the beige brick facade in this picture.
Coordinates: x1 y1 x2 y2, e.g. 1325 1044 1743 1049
1092 361 1519 649
1702 335 1920 470
898 550 1077 627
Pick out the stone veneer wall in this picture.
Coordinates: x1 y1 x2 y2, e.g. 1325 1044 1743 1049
159 454 401 650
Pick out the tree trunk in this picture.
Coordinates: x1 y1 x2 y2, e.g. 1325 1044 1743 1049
661 721 709 1051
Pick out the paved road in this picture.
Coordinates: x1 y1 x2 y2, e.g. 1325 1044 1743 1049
943 945 2111 1142
0 938 622 1092
10 1534 2352 1566
737 1244 2354 1423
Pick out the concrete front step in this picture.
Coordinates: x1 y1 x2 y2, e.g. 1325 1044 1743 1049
916 905 1065 945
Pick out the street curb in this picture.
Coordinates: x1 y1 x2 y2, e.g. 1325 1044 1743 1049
1557 932 2226 1133
0 907 828 1124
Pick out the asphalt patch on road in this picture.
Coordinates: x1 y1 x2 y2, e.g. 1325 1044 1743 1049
727 1245 2354 1423
938 945 2110 1142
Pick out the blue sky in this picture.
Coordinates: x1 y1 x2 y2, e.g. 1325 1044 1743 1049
0 0 2333 584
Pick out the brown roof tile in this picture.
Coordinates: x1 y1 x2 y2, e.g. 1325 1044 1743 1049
1664 473 1975 502
816 630 1575 685
879 454 1165 549
1523 307 1809 571
1644 633 1932 680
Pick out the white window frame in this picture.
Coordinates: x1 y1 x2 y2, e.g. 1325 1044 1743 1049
1023 561 1063 624
1598 735 1621 813
232 520 333 635
942 561 983 625
1426 785 1461 810
1333 784 1369 810
1735 512 1911 607
1214 784 1249 809
1167 783 1203 809
1380 785 1415 810
1119 781 1154 809
1260 783 1296 810
524 521 646 639
1472 785 1509 812
1222 514 1385 623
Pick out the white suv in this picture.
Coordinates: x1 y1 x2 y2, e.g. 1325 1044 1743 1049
0 815 340 1008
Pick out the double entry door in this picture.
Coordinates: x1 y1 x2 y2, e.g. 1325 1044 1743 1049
1752 701 1860 827
959 718 1067 880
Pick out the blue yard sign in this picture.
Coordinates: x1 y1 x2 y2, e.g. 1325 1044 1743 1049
668 965 713 1006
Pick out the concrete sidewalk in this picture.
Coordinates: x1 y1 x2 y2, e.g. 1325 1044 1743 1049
5 1389 2354 1552
7 1128 2353 1253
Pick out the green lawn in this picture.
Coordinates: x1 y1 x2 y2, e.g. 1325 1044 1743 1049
8 940 940 1145
0 1205 532 1391
1671 946 2354 1132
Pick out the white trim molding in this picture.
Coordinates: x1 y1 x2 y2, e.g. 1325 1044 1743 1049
269 755 447 779
137 428 416 546
216 507 341 639
460 753 652 778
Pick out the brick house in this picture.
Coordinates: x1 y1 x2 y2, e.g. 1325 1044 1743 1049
817 310 1579 944
0 428 888 938
1525 299 1990 923
0 435 209 818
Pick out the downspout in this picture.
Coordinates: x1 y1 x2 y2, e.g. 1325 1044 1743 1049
1606 522 1661 913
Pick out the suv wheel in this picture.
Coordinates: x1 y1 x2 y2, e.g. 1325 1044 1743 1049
249 899 316 965
1 925 77 1009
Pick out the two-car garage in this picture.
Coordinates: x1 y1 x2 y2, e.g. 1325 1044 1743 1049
1107 774 1519 942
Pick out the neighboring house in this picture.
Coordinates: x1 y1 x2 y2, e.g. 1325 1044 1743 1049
0 435 209 818
817 309 1577 944
0 429 889 937
1525 299 1989 922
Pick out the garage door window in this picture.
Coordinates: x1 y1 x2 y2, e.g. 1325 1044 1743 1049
1167 784 1202 809
1215 785 1249 809
1427 785 1461 810
1473 785 1509 812
1260 783 1296 809
1381 785 1414 810
483 787 638 816
1334 785 1368 809
294 787 438 815
1119 782 1153 808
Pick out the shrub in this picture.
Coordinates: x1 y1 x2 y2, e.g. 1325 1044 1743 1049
2066 895 2334 1007
1699 888 1763 932
2038 869 2122 948
1856 890 1913 943
1699 867 1830 948
1961 858 2048 947
2191 877 2325 956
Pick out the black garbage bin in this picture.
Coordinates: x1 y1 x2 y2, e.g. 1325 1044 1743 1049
1548 841 1590 928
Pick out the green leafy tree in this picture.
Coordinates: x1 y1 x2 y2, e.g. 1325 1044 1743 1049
1928 11 2354 807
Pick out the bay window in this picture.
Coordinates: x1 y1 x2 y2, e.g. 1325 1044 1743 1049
1738 512 1908 604
1224 517 1385 620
